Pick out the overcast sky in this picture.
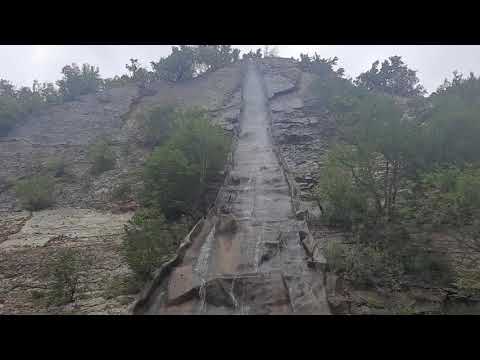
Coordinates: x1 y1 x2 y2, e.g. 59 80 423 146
1 45 480 94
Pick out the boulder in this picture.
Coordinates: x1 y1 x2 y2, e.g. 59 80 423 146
166 265 199 306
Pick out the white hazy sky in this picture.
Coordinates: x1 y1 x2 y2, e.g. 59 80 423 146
1 45 480 94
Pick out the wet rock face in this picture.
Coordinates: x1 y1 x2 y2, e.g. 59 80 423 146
133 62 331 315
257 58 337 203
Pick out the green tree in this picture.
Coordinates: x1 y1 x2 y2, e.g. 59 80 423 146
355 56 426 97
317 91 418 224
56 63 102 101
0 94 22 136
16 85 45 114
0 79 16 97
196 45 240 73
45 247 90 305
15 175 55 211
141 105 177 147
103 75 129 89
125 58 155 87
299 53 345 78
151 46 197 82
123 209 187 281
243 48 263 60
87 138 116 175
142 108 230 220
414 72 480 169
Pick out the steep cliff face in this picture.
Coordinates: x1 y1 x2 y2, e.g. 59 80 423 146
131 62 330 315
257 58 336 207
4 58 465 315
0 63 243 314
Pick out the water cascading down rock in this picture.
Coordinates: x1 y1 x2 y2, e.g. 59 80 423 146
132 62 330 315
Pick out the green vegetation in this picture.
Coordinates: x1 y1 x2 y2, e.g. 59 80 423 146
56 63 102 101
0 78 63 136
243 48 263 60
0 94 22 135
196 45 240 73
299 53 345 79
123 208 187 282
150 45 241 83
15 175 55 211
122 105 231 282
141 104 177 147
103 274 141 300
44 248 90 306
310 55 480 291
355 55 426 97
0 46 242 136
142 107 230 220
87 138 116 175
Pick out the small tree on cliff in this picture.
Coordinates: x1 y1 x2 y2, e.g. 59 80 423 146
151 46 197 82
56 63 102 101
355 56 426 97
142 107 230 220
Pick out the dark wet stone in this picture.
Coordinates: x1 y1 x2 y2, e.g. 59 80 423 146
204 278 236 308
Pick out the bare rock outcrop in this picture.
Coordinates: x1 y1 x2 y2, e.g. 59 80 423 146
0 63 245 314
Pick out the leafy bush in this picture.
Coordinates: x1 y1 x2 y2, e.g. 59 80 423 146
324 240 347 273
0 94 22 136
404 250 454 285
56 63 102 101
141 105 177 147
103 75 130 89
0 79 62 136
44 248 90 306
151 46 197 82
88 139 116 175
315 152 368 229
455 266 480 296
125 58 156 89
323 209 454 289
344 244 405 288
15 175 55 210
143 145 198 219
415 95 480 169
103 274 141 300
196 45 240 72
151 45 241 82
299 53 345 79
242 48 263 59
355 55 426 97
15 87 43 114
123 208 187 282
142 107 230 220
416 166 480 227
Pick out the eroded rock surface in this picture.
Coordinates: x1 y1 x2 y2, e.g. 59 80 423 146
133 62 330 315
0 63 244 314
0 208 134 314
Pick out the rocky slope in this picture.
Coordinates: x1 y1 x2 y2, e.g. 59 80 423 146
132 62 330 315
0 63 243 314
3 57 475 315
